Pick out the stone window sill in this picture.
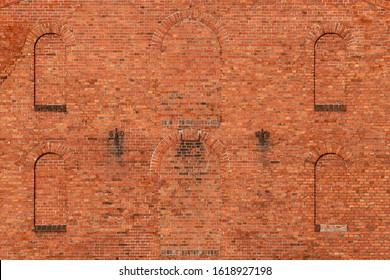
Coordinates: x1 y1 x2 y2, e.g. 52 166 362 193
315 104 346 112
34 104 67 112
315 224 348 232
34 224 67 232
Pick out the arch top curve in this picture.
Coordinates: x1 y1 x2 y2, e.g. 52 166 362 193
34 151 62 161
314 153 347 170
314 32 346 47
25 22 76 48
306 22 355 48
26 141 75 166
150 129 230 174
305 143 354 166
151 9 229 50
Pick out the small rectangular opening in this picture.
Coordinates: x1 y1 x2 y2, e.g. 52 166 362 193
315 104 346 112
315 224 348 232
34 224 67 232
34 104 67 112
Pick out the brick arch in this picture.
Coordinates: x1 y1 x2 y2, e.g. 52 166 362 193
151 9 229 51
24 22 76 53
26 142 75 167
315 32 346 48
34 151 61 164
305 143 354 167
306 22 355 49
150 129 230 175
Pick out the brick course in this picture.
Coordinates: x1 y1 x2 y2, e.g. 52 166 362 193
0 0 388 259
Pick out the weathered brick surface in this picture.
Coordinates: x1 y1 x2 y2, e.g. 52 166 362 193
0 0 388 259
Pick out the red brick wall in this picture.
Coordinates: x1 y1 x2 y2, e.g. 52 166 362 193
0 0 388 259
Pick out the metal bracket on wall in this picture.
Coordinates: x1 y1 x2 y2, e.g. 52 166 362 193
255 129 270 145
108 128 124 145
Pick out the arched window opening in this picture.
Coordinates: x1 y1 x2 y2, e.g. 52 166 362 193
314 33 347 111
34 33 67 112
156 132 223 257
159 19 221 124
314 153 349 232
34 153 67 231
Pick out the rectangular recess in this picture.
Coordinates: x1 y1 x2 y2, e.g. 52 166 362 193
315 224 348 232
160 249 219 256
315 104 346 112
34 104 67 112
34 224 67 232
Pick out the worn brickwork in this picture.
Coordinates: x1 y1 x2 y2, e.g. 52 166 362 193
0 0 389 259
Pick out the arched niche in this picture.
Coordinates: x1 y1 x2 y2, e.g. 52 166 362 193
315 153 349 232
34 152 67 231
151 129 229 257
315 34 347 111
34 34 67 111
151 10 229 127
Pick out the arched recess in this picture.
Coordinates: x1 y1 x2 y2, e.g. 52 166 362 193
151 10 229 50
305 144 354 232
34 152 67 231
150 129 229 257
315 34 347 109
34 34 66 111
151 10 229 127
306 23 355 112
24 22 75 112
26 142 75 232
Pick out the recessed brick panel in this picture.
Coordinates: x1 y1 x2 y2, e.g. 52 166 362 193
158 140 222 258
159 19 221 124
315 34 347 107
315 154 349 227
35 34 66 107
35 153 67 227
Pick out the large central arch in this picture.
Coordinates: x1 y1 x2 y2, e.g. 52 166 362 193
150 129 229 258
150 10 229 128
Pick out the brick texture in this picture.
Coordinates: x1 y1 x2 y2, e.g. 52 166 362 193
0 0 388 260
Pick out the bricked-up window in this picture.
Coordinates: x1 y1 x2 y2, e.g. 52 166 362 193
34 153 67 231
315 34 347 111
315 154 349 232
158 140 221 257
160 20 221 121
34 34 66 112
